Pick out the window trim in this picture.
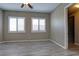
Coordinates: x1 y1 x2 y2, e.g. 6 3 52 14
8 16 25 33
31 17 46 33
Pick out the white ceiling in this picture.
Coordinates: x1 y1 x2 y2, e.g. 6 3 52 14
0 3 60 13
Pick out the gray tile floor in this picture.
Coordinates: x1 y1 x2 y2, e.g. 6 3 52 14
0 41 79 56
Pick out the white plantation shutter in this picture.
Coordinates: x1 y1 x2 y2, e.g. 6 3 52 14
18 18 25 32
39 19 45 31
32 18 46 32
32 18 38 31
9 17 25 32
9 17 17 31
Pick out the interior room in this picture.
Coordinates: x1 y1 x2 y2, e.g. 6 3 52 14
0 3 79 56
68 3 79 49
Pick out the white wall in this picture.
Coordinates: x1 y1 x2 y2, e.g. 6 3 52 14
50 4 66 48
0 10 3 41
3 11 50 41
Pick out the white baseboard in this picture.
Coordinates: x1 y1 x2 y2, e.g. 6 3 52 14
49 39 66 49
0 39 49 43
0 41 4 43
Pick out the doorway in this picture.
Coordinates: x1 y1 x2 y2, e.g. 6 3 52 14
67 3 79 49
68 16 75 48
68 16 75 44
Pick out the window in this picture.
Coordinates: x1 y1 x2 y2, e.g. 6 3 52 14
32 18 46 32
9 17 25 33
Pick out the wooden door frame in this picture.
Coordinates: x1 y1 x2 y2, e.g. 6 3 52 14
64 3 74 49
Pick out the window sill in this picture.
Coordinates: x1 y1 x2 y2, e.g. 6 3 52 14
8 31 25 33
31 31 46 33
